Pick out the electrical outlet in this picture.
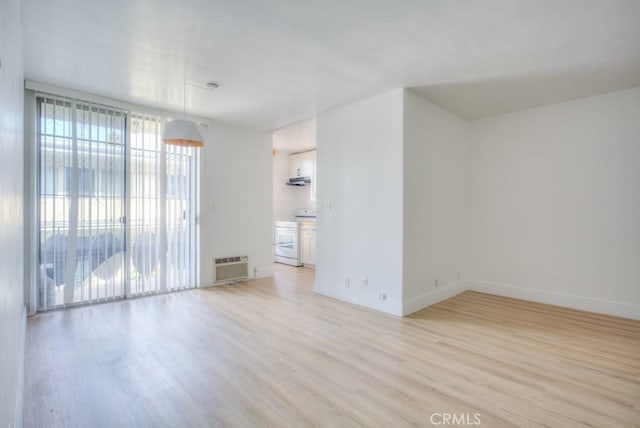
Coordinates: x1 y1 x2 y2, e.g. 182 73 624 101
434 278 439 288
361 277 368 287
345 277 350 287
378 292 387 300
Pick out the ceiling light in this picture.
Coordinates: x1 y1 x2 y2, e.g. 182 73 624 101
163 81 205 148
184 80 220 91
163 119 204 147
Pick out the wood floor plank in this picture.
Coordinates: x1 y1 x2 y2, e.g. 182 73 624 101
24 264 640 427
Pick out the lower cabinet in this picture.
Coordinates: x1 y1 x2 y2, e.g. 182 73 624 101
300 224 316 266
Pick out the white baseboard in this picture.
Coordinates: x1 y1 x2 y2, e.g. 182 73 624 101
255 264 274 279
400 279 639 320
467 280 640 320
14 304 26 428
314 282 404 317
402 281 468 316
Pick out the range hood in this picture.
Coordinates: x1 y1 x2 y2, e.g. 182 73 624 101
286 176 311 186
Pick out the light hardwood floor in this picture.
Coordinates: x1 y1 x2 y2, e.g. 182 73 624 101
25 264 640 427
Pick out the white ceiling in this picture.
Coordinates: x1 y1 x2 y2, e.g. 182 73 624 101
22 0 640 131
273 118 316 153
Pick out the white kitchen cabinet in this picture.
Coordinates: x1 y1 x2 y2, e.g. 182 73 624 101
308 229 316 264
288 153 303 179
288 150 315 179
300 223 316 266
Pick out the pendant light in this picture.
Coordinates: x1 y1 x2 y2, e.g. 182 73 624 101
163 80 205 148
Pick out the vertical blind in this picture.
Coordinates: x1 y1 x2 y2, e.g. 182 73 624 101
37 94 199 310
128 114 198 296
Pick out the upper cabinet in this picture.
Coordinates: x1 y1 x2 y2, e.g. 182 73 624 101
288 150 315 180
287 150 316 201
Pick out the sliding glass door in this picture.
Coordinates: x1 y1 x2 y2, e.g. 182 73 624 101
128 114 198 296
38 96 126 308
36 95 198 310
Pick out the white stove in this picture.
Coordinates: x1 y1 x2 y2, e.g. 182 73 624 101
274 221 302 266
274 209 316 266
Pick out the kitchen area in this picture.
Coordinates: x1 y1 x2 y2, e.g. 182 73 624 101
272 118 317 268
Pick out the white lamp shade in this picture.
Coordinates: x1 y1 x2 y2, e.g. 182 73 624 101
163 119 205 147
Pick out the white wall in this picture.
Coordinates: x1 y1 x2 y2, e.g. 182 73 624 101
200 123 273 285
294 181 316 212
0 0 25 425
316 89 404 315
402 90 470 315
272 151 297 221
314 86 639 320
469 87 640 319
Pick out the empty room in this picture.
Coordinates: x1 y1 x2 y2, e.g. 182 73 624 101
1 0 639 426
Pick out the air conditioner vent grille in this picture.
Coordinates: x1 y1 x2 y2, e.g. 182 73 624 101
215 256 244 264
214 255 248 284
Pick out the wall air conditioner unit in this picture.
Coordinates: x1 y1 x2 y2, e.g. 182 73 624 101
214 256 249 284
